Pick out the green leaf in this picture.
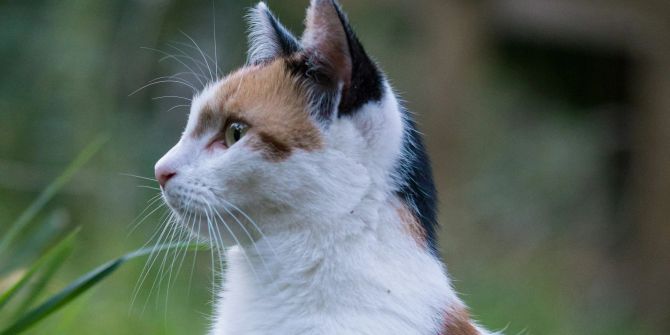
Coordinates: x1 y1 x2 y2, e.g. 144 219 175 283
5 209 71 272
0 134 109 258
0 242 208 335
0 228 79 312
12 235 74 316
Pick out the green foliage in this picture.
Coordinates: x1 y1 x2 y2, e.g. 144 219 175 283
1 242 203 335
0 229 78 312
0 136 108 258
0 137 206 334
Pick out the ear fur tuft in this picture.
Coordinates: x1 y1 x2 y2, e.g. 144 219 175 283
247 2 301 65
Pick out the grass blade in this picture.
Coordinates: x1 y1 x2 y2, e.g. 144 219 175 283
0 135 109 257
0 229 79 312
4 209 71 273
12 238 74 316
0 242 207 335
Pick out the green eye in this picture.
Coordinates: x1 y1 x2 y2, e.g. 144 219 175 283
224 121 249 147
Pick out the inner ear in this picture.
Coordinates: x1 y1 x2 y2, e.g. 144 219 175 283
301 0 352 89
330 1 383 116
298 0 383 120
247 2 301 65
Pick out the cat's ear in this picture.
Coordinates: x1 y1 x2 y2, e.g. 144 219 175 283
246 2 301 65
301 0 352 89
300 0 383 117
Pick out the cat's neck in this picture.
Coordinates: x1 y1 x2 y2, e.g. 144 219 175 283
210 192 471 335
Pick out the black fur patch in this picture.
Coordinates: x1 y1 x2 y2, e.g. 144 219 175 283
395 112 439 255
285 55 340 123
331 1 383 116
264 9 301 58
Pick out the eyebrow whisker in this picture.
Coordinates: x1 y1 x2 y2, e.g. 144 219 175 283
130 79 198 97
179 31 214 83
141 46 207 88
172 41 222 78
152 95 193 102
165 43 212 83
165 104 191 113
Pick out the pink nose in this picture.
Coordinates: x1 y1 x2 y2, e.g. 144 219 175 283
155 167 176 188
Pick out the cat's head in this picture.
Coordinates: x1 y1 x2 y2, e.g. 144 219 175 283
155 0 416 245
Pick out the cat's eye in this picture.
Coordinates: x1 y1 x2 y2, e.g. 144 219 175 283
224 121 249 147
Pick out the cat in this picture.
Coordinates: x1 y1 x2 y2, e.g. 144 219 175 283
154 1 496 334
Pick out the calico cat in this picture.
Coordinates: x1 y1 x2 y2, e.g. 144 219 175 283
154 1 495 334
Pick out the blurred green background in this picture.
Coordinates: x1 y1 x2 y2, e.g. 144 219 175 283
1 0 669 334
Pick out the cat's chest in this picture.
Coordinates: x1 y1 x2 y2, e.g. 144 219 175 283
211 293 444 335
210 241 453 335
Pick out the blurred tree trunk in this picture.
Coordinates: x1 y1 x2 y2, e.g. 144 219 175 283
630 18 670 330
407 0 485 205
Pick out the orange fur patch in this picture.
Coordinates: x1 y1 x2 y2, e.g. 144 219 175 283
396 201 427 248
192 60 323 160
442 308 480 335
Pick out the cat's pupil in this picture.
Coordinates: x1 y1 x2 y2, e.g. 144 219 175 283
224 122 248 147
233 124 242 142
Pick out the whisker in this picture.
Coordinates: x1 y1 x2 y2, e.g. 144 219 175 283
187 210 202 297
218 205 274 279
127 199 166 238
176 208 200 278
127 202 167 249
179 31 214 82
165 104 191 113
159 196 196 309
135 72 199 97
160 65 208 83
212 0 219 79
130 79 197 97
203 206 223 293
137 185 161 191
147 76 198 91
207 203 261 282
131 74 199 98
166 199 197 306
146 71 202 85
141 46 206 87
152 95 192 102
142 73 198 88
120 173 157 182
205 206 224 264
164 218 190 316
218 197 278 258
171 41 222 78
165 43 211 82
147 216 182 314
131 210 173 311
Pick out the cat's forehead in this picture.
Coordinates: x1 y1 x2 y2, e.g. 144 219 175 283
186 60 323 160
